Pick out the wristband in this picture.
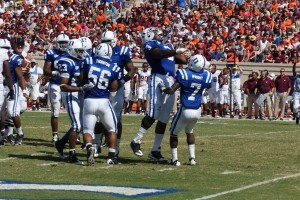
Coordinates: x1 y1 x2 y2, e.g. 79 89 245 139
22 89 26 93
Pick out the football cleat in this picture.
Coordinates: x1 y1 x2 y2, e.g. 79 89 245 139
107 158 120 165
15 134 24 145
148 151 167 162
170 160 181 166
130 140 143 157
296 116 299 125
7 135 15 145
0 140 4 146
55 140 65 160
189 158 197 165
87 146 95 166
69 151 84 165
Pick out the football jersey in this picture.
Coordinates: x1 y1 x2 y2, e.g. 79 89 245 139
139 69 151 87
143 40 175 76
111 45 132 80
29 65 43 85
0 49 9 84
81 50 93 71
176 69 212 109
210 70 221 92
294 74 300 92
57 55 82 87
44 49 68 85
230 71 241 90
83 56 120 99
9 52 24 84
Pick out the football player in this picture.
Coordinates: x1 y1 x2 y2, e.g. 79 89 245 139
164 54 212 166
137 62 151 114
208 64 221 117
55 39 93 165
43 33 69 144
82 43 120 165
0 39 14 146
6 38 28 145
93 30 135 160
130 27 188 161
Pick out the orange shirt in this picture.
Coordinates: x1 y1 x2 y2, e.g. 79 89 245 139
270 3 279 12
284 19 292 29
134 25 143 32
95 14 107 24
116 23 125 31
227 9 233 16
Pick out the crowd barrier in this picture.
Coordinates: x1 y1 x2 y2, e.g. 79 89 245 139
32 56 297 83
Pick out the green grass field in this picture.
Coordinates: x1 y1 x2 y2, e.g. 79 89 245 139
0 111 299 200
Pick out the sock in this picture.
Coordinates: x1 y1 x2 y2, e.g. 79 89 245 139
6 126 13 136
151 133 164 152
85 143 92 150
188 144 195 159
133 127 146 143
115 139 120 155
17 127 23 136
171 148 178 162
53 132 58 136
108 148 116 159
61 129 71 145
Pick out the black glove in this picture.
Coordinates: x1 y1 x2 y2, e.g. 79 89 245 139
7 90 14 101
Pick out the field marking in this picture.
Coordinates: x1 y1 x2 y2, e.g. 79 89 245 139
220 170 241 175
0 158 16 162
31 153 47 156
98 165 113 169
158 168 174 172
194 173 300 200
37 162 60 166
0 180 181 198
201 130 299 138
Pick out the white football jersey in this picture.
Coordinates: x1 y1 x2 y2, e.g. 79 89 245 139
209 70 221 92
0 49 9 84
29 65 43 85
139 70 151 87
230 71 241 91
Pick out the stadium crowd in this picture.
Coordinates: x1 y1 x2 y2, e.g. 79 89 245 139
0 0 300 63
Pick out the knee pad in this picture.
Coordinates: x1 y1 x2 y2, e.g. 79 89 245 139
141 115 155 129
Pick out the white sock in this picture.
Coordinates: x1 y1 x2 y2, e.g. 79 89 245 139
6 126 13 136
17 127 23 136
171 148 178 162
151 133 164 152
94 133 102 147
115 139 120 155
188 144 195 159
108 148 115 153
133 127 146 143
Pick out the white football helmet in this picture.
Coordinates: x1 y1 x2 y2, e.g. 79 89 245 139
141 27 162 44
0 38 11 49
67 39 85 60
188 54 210 72
79 37 92 50
101 31 117 47
95 43 113 59
56 33 70 52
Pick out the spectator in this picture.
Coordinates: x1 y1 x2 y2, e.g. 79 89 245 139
274 68 291 120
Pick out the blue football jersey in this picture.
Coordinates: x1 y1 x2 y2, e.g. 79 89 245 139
111 45 132 79
81 50 93 71
9 52 24 84
44 49 68 85
176 69 212 109
83 56 120 99
143 41 175 76
56 55 82 87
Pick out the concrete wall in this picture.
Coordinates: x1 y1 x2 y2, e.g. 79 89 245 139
33 56 297 84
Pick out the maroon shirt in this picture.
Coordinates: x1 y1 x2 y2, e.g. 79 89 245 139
275 75 291 93
257 77 275 93
245 78 258 94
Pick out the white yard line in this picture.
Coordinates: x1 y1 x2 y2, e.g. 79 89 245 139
157 168 174 172
0 158 16 162
194 173 300 200
38 162 60 166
